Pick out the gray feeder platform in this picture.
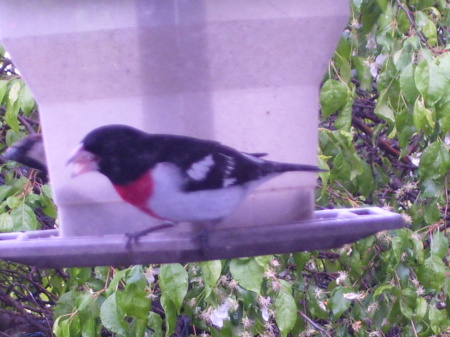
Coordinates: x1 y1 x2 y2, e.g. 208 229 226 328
0 207 405 268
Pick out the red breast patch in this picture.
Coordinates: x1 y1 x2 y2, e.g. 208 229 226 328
113 172 164 219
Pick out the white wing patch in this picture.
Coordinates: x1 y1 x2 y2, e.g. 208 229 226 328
187 154 215 181
223 177 237 187
241 152 265 163
219 153 237 187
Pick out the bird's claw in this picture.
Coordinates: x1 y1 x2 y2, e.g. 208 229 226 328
124 221 174 249
124 232 140 250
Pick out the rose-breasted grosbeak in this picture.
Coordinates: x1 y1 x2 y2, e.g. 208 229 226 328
4 134 47 173
68 124 322 248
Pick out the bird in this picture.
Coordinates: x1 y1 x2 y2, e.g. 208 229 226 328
67 124 323 250
4 134 47 173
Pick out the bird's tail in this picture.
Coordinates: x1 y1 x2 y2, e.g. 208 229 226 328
263 161 325 175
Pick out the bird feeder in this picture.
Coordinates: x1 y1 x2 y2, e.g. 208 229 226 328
0 0 404 268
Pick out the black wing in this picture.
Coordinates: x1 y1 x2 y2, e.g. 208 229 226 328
148 135 267 192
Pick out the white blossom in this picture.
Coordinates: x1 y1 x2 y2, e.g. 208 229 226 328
336 271 348 285
210 299 233 328
343 292 366 301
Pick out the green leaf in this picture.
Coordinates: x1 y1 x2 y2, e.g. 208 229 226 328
126 265 146 287
377 58 400 107
100 293 127 335
428 306 447 334
53 316 70 337
414 297 427 320
255 255 272 268
415 59 447 105
69 268 92 286
161 293 177 337
200 260 222 297
331 288 352 319
391 235 406 262
335 36 351 61
404 35 421 51
148 312 163 337
424 200 441 225
418 141 450 180
376 0 388 12
332 152 351 181
117 287 151 320
8 80 20 103
274 280 297 337
413 98 434 133
307 287 328 320
430 231 448 259
6 196 21 209
53 291 76 318
399 63 419 105
159 264 188 314
373 284 395 298
41 184 53 199
416 11 437 46
230 258 264 294
131 318 149 337
436 101 450 132
410 234 424 264
69 315 81 337
105 269 127 296
19 83 35 115
41 194 58 218
0 213 13 232
81 316 97 337
421 179 439 198
355 161 375 197
397 8 411 33
5 95 20 132
320 79 348 118
339 249 362 277
11 202 38 231
374 101 395 124
417 255 446 291
360 1 382 34
0 80 8 104
76 292 97 312
399 299 413 319
0 186 13 202
352 56 372 90
335 53 352 84
387 298 402 325
5 129 21 147
292 252 310 273
335 97 353 131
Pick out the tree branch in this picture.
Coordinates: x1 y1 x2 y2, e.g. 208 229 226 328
298 310 333 337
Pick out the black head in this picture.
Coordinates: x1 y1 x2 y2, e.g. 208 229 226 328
70 124 157 185
81 124 148 158
5 134 47 172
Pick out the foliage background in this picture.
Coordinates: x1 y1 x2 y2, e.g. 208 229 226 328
1 0 450 336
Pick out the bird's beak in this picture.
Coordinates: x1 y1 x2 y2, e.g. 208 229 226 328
3 146 17 161
67 144 99 177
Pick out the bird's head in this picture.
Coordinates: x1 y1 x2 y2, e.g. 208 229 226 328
4 134 47 173
67 124 152 185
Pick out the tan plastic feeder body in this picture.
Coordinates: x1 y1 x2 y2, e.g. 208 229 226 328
0 1 404 267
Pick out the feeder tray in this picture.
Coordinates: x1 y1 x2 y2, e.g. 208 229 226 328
0 207 405 268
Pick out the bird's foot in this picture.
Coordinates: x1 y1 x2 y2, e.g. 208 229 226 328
192 220 221 260
193 228 209 259
125 221 174 249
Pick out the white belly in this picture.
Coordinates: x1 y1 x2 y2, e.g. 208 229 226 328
148 162 250 222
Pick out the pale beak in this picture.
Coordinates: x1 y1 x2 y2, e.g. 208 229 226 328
67 143 99 177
